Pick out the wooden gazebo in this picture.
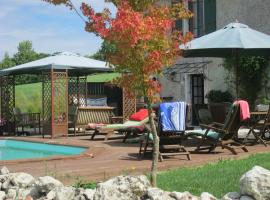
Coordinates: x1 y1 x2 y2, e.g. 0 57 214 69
0 52 136 138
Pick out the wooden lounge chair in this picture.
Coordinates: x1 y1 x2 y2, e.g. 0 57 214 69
244 105 270 146
139 102 190 161
68 105 116 136
187 102 248 155
90 117 149 141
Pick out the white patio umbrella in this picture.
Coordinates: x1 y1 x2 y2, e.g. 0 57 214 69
180 22 270 97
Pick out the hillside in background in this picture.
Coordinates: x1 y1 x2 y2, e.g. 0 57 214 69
15 82 42 113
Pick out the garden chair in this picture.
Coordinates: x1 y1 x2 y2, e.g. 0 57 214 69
139 102 190 161
187 102 248 155
244 105 270 146
13 107 41 135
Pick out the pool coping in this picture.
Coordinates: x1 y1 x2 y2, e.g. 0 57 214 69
0 137 93 164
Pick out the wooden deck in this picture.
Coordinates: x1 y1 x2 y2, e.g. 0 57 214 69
1 133 270 185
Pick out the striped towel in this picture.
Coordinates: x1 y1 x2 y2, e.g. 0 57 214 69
160 102 186 132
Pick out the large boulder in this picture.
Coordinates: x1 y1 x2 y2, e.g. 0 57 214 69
94 175 150 200
35 176 63 194
240 166 270 200
11 172 35 188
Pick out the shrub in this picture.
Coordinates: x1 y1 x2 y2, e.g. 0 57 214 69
206 90 233 103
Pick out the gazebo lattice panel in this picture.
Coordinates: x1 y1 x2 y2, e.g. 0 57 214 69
42 70 68 138
0 76 15 134
0 76 15 121
122 88 136 121
68 77 87 106
42 72 52 136
52 71 68 137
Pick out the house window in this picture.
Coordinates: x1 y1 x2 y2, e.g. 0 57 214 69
172 0 183 31
188 0 216 37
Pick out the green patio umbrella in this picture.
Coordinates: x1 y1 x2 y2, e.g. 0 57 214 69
179 22 270 97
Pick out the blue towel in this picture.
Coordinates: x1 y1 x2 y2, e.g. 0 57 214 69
160 102 186 132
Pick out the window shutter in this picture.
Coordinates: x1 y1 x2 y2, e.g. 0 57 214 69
204 0 216 34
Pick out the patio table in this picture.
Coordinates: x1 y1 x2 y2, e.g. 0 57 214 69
244 111 269 146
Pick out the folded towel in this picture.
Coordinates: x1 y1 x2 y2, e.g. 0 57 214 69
236 100 250 121
160 102 186 131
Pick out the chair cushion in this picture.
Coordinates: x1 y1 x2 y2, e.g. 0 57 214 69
87 97 107 106
191 130 220 140
129 109 148 121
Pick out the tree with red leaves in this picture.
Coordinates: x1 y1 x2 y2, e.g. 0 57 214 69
43 0 193 186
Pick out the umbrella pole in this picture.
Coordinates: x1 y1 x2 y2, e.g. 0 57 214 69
235 51 240 99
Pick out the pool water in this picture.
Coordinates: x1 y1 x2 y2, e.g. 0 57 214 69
0 140 86 161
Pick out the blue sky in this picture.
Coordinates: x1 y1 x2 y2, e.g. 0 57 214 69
0 0 116 60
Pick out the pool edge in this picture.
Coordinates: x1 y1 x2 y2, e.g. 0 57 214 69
0 137 93 164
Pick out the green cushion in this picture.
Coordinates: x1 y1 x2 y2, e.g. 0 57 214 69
191 130 220 140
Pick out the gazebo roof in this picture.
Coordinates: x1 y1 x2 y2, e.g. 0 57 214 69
0 52 112 76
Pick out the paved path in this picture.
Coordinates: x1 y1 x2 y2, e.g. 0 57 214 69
1 134 270 185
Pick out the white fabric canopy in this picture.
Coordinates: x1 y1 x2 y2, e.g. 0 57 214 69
0 52 111 76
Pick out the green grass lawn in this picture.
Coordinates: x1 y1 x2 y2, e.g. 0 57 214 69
157 153 270 198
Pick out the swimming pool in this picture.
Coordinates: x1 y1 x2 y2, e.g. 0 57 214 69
0 140 87 161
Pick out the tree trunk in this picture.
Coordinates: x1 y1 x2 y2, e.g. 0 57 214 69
146 98 159 187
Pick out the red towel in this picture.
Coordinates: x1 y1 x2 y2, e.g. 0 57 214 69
236 100 250 121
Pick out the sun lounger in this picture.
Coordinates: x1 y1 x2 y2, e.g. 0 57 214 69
89 109 149 141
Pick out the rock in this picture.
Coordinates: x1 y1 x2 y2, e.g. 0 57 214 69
75 195 86 200
29 186 41 199
35 176 63 194
240 166 270 200
0 166 9 175
94 175 150 200
2 179 11 190
46 190 56 200
83 188 95 200
200 192 217 200
17 188 31 200
54 186 75 200
25 196 34 200
0 174 9 183
0 191 6 200
146 187 174 200
221 192 241 200
240 196 254 200
170 191 199 200
7 188 17 199
11 172 35 188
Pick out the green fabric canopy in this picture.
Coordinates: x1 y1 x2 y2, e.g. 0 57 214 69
87 72 121 83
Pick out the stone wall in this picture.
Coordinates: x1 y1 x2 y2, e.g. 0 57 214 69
0 165 269 200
